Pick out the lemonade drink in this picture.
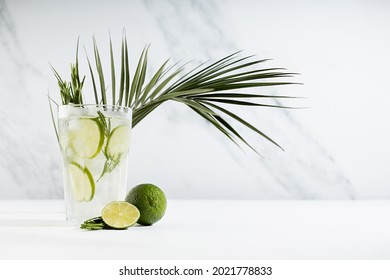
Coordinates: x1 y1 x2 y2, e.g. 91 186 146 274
58 105 132 224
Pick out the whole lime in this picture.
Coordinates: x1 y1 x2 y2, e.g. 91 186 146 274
125 183 167 226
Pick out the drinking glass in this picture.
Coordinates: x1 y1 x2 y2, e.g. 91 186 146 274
58 104 132 224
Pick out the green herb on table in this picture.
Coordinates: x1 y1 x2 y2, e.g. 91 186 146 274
80 217 108 230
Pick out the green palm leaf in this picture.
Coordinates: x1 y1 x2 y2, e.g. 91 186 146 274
51 35 300 152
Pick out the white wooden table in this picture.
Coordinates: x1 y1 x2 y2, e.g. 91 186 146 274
0 200 389 259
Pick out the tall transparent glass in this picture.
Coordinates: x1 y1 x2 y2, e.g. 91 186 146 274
58 104 132 224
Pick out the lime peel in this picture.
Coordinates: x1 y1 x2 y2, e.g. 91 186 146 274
125 184 167 226
68 162 95 202
106 125 131 156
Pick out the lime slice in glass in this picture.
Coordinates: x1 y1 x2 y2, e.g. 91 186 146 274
106 125 131 156
101 201 140 229
68 162 95 202
69 118 104 158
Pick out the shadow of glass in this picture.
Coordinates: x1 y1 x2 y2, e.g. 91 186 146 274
0 219 68 227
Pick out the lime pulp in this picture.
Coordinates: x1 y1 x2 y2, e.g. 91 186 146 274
68 118 104 158
68 162 95 202
101 201 140 229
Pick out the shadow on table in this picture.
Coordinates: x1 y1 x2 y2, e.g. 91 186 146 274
0 219 68 227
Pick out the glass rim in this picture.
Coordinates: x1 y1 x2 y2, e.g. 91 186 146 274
58 104 132 120
58 103 132 111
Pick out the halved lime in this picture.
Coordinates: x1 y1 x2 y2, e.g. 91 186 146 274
68 162 95 202
106 125 131 156
101 201 140 229
69 118 104 158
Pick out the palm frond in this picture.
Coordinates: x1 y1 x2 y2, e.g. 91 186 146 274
130 45 149 108
84 48 99 104
93 37 106 105
109 35 116 105
141 59 170 104
202 100 284 150
51 35 300 153
47 93 59 145
123 37 130 106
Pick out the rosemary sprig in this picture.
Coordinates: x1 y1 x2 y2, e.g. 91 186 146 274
80 217 108 230
98 153 122 181
94 110 122 181
52 39 86 105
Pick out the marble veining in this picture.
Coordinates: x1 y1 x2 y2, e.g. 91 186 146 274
1 0 389 199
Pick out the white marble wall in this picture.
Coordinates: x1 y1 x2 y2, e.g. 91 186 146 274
0 0 389 199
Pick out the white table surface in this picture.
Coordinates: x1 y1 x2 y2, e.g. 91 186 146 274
0 200 389 260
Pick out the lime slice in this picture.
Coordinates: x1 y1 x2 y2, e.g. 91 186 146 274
106 125 131 156
68 162 95 202
69 118 104 158
101 201 140 229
